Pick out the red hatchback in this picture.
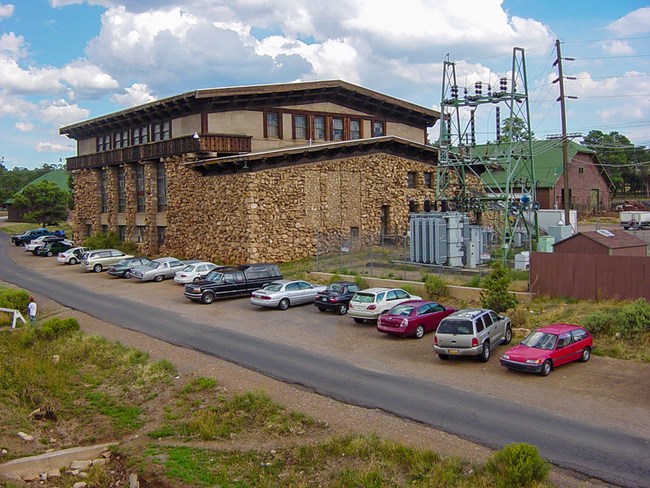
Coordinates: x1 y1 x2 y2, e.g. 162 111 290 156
500 324 593 376
377 300 456 339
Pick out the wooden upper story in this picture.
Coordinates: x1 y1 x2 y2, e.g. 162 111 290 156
60 80 440 171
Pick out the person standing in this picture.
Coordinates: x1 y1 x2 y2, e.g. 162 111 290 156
27 297 37 325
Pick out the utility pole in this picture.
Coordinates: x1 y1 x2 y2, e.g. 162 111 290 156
553 39 572 228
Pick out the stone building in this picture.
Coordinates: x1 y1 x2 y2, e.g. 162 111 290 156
60 80 441 263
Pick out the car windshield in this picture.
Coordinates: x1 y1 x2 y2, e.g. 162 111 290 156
115 259 129 266
353 293 376 303
182 265 196 272
522 331 557 350
327 283 344 293
437 319 473 335
205 271 223 283
262 283 283 292
388 304 415 317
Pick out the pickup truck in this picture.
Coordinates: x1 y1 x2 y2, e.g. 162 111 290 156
184 263 282 304
620 211 650 230
11 228 65 246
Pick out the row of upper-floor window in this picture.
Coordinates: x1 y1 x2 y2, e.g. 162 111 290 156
96 120 172 152
93 224 166 246
264 111 385 141
99 163 167 213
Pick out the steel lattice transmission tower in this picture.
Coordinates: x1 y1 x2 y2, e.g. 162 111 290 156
436 47 539 262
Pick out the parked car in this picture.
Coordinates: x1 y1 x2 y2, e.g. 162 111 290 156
251 280 327 310
129 257 186 282
184 263 283 304
500 324 593 376
80 249 134 273
11 228 65 246
348 288 422 324
107 257 152 278
25 235 71 254
433 308 512 362
314 281 360 315
35 240 75 257
57 246 88 265
377 300 456 339
174 261 219 284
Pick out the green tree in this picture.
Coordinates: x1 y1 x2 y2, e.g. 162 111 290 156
0 163 58 204
500 116 535 143
12 180 69 225
480 261 517 313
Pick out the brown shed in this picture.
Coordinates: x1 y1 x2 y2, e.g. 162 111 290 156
553 230 648 256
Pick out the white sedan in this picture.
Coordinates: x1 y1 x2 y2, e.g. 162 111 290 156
173 261 219 284
251 280 326 310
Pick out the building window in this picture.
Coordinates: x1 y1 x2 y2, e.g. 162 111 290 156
135 225 145 243
157 226 166 246
265 112 280 138
313 115 325 140
424 172 433 189
113 132 122 149
121 130 129 147
100 170 108 212
407 172 417 189
162 121 170 140
350 119 361 140
350 226 359 238
294 114 308 140
97 135 111 152
578 167 584 174
372 121 385 137
332 117 344 141
86 224 92 238
117 167 126 213
133 125 149 145
136 164 145 213
157 162 167 212
152 122 162 142
101 224 108 234
118 225 126 241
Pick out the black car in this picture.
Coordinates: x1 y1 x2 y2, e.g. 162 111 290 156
107 257 152 278
35 240 74 257
314 281 360 315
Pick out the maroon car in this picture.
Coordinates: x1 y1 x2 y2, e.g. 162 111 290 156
500 324 593 376
377 300 456 339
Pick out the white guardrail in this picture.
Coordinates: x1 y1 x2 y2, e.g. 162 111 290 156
0 307 26 329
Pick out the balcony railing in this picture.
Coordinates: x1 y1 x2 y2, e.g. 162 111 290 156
66 134 252 171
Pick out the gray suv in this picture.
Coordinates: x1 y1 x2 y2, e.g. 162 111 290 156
433 308 512 362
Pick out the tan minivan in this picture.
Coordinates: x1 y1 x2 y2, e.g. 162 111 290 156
79 249 134 273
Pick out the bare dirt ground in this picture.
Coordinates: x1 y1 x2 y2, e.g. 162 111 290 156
3 233 646 487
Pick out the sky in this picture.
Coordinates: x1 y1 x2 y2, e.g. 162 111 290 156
0 0 649 169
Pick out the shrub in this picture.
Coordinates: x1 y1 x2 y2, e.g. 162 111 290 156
508 305 529 328
485 443 550 488
424 275 447 300
83 231 137 254
0 287 30 312
480 262 517 313
39 317 81 340
465 275 482 288
353 274 369 290
584 299 650 338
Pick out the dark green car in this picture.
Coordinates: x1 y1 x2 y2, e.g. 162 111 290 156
107 256 152 278
35 240 75 257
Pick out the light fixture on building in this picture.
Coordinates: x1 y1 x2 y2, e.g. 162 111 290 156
193 132 200 140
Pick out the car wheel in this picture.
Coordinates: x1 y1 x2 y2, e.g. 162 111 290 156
580 347 591 362
193 277 202 282
46 251 53 257
353 318 364 324
503 325 512 345
337 303 348 315
414 325 425 339
154 275 164 283
438 354 449 360
278 298 290 310
124 271 131 279
32 250 38 255
480 342 491 362
69 257 77 265
317 306 326 312
541 360 552 376
201 292 215 305
93 264 102 273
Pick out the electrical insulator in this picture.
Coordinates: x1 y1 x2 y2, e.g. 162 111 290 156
470 110 476 146
451 85 458 99
463 87 468 99
500 77 508 92
495 107 501 141
474 81 482 95
487 84 492 97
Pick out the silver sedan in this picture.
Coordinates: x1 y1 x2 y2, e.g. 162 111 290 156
251 280 326 310
129 257 186 282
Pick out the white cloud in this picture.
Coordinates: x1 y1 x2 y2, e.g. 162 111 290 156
15 121 33 131
0 3 14 18
607 7 650 36
36 141 73 152
111 82 157 107
0 57 65 94
0 32 24 58
600 40 635 56
39 99 90 125
57 60 119 99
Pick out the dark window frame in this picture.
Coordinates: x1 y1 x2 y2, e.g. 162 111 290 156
135 164 145 213
156 162 167 212
293 114 308 140
264 111 281 138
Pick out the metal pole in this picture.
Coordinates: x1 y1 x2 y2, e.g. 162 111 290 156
555 39 571 227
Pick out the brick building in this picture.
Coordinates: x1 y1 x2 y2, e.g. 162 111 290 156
60 80 445 263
